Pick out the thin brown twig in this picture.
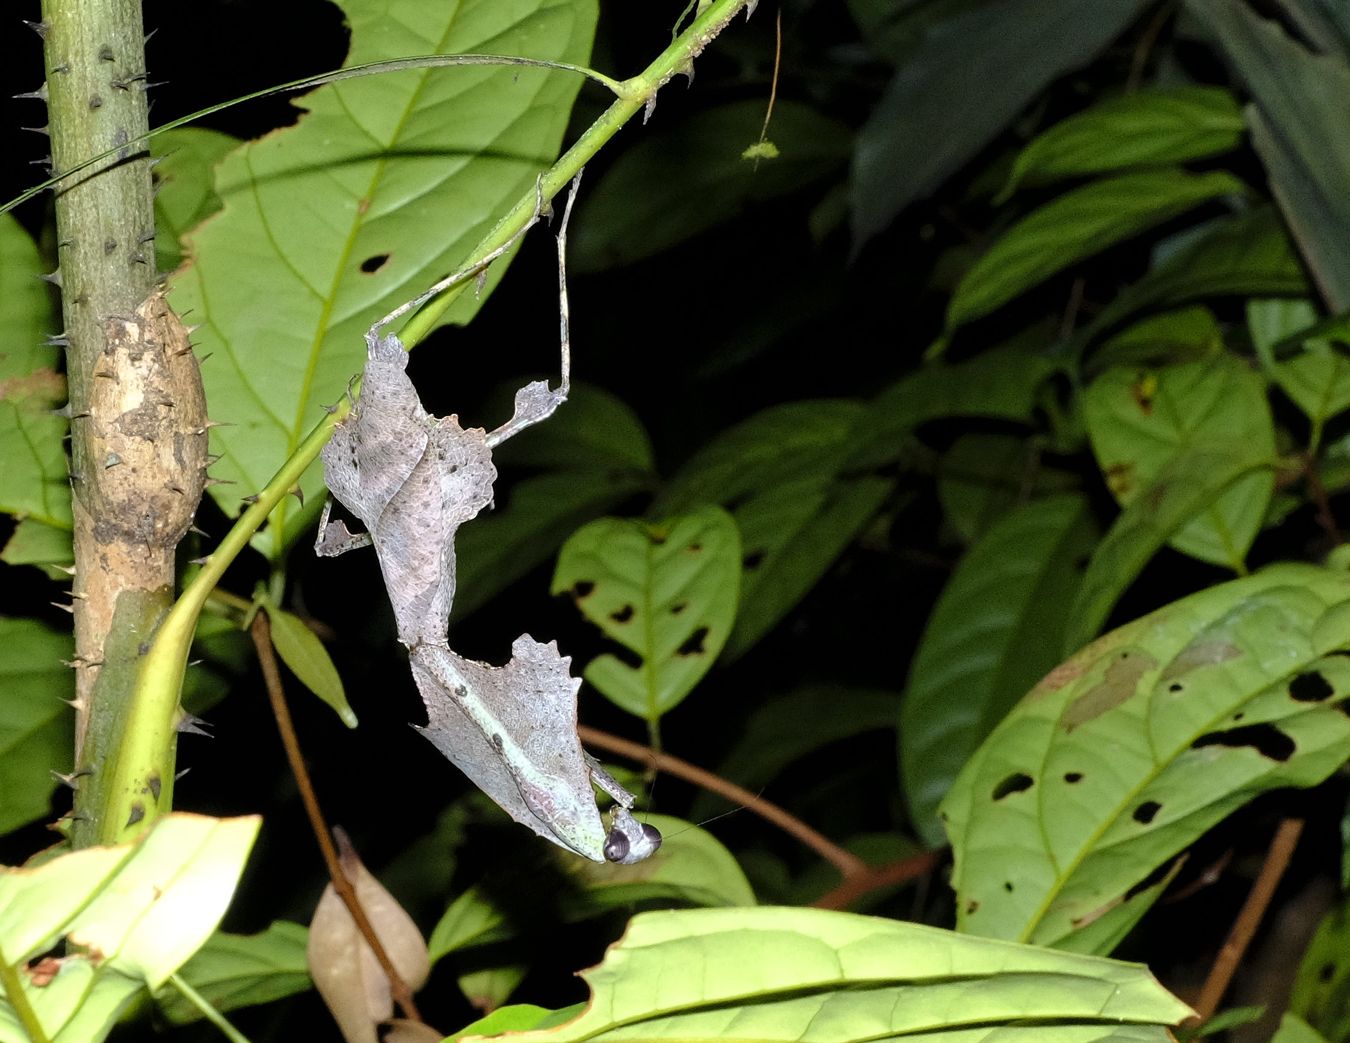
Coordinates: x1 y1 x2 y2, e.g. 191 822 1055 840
812 850 944 910
1127 1 1174 92
249 612 422 1024
1188 817 1304 1026
577 724 868 878
1303 450 1342 544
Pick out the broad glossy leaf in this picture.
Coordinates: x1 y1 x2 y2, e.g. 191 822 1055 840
156 921 310 1025
0 519 72 574
692 686 899 823
1083 355 1276 567
949 169 1245 330
945 564 1350 950
936 433 1080 543
1248 298 1350 426
1275 1014 1333 1043
573 100 850 272
1002 87 1244 196
268 606 356 728
1065 447 1269 651
1290 895 1350 1042
1076 207 1307 353
450 1004 581 1041
489 907 1191 1042
850 0 1145 242
0 214 66 529
429 813 753 963
1190 0 1350 310
0 618 73 835
1090 306 1222 373
552 507 740 721
728 475 893 659
902 495 1098 849
0 814 259 1043
169 0 598 539
152 127 238 272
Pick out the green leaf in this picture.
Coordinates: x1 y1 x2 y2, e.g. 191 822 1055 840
1065 448 1269 651
1083 355 1276 567
1002 87 1244 197
155 921 311 1025
1091 306 1223 373
936 433 1081 543
949 169 1246 330
1248 298 1350 427
1190 0 1350 310
152 127 239 272
944 564 1350 950
489 907 1192 1041
1087 208 1308 354
850 0 1146 242
429 813 753 963
728 475 893 659
0 214 67 530
1290 895 1350 1041
902 495 1098 849
692 685 898 824
0 814 259 1043
168 0 598 542
449 1004 582 1042
573 100 850 271
1275 1013 1333 1043
0 618 74 835
552 507 740 721
266 605 356 728
1 519 73 575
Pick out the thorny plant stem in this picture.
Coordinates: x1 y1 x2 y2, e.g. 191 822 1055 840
577 724 868 879
129 0 755 840
249 613 423 1024
1188 817 1304 1026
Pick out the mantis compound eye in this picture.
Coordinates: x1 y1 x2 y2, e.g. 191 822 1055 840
603 808 663 864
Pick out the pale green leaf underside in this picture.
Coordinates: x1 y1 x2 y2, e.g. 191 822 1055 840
552 507 740 721
155 921 311 1025
491 907 1190 1042
945 564 1350 951
168 0 597 548
0 618 73 836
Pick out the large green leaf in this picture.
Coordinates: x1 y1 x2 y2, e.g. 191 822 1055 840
1075 207 1307 353
152 127 238 273
902 495 1098 849
1002 87 1244 196
429 813 754 964
850 0 1146 242
1189 0 1350 310
944 564 1350 951
0 814 259 1043
1065 448 1269 651
168 0 598 548
552 507 740 721
482 907 1191 1042
1248 298 1350 429
0 618 74 835
1275 1014 1334 1043
156 921 311 1025
1083 354 1276 568
0 215 66 530
949 169 1245 330
572 100 850 272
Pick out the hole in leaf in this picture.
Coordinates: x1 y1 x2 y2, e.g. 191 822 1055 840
608 643 643 671
991 773 1033 801
1290 670 1334 703
1191 723 1295 762
609 604 635 624
965 899 979 914
571 580 595 599
359 253 390 273
686 542 703 553
1320 963 1335 984
1232 712 1246 722
744 549 765 570
1063 772 1083 783
677 627 709 656
1168 682 1183 693
670 601 688 615
1133 801 1161 824
1124 859 1174 901
1003 881 1014 892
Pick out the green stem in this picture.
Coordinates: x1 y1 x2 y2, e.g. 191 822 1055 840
0 950 51 1043
127 0 754 839
167 973 253 1043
